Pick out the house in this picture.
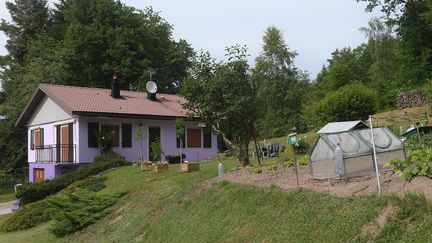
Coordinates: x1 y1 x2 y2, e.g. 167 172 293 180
15 83 218 183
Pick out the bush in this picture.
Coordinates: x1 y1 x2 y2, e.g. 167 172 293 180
47 189 125 236
0 200 51 232
283 160 294 168
17 153 128 204
385 149 432 180
316 83 378 124
298 155 310 166
0 170 16 194
62 176 107 194
249 167 262 173
404 134 432 151
267 164 278 171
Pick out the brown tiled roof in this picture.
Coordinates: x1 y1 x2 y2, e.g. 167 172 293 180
16 84 190 127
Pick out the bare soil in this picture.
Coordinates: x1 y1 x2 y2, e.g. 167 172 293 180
223 164 432 199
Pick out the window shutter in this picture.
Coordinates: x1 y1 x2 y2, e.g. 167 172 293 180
203 130 212 148
40 128 44 147
187 128 202 148
30 130 34 150
88 122 99 148
121 123 132 148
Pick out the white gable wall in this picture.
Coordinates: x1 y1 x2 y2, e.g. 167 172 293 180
28 96 72 126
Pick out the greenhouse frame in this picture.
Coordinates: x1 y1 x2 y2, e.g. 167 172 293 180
310 121 406 180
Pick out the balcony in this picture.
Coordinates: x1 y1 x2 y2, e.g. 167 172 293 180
35 144 76 163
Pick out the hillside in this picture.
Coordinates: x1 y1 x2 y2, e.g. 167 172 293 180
2 160 432 242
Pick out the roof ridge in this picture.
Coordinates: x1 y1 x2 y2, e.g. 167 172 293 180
39 83 181 96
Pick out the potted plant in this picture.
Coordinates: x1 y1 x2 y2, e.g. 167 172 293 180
181 162 200 172
97 128 114 154
140 160 153 171
150 137 167 173
175 118 185 164
154 161 169 173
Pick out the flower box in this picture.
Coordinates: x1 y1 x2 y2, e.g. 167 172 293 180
141 161 153 171
154 163 169 173
180 163 200 172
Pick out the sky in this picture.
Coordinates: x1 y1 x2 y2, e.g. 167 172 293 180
0 0 380 80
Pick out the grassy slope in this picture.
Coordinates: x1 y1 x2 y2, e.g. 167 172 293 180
2 159 432 242
0 193 15 203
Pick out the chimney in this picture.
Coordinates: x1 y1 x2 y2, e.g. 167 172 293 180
111 72 121 98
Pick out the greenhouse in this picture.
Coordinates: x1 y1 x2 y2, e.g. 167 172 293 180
311 121 406 180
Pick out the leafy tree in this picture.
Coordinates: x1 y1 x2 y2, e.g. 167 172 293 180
0 0 194 177
181 46 258 166
314 83 379 125
252 26 309 137
358 0 432 87
360 18 399 108
0 0 50 62
316 46 371 92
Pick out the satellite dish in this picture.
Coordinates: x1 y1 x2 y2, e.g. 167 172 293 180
146 81 158 101
146 81 157 94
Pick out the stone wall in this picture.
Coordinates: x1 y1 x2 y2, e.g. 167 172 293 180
396 89 428 109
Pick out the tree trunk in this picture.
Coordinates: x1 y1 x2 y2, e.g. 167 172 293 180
238 143 250 167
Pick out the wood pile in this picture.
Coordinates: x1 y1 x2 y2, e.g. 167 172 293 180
396 90 428 109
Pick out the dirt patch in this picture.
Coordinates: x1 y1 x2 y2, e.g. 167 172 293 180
361 204 398 239
221 165 432 199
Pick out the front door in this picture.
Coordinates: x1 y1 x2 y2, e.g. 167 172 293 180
59 124 73 162
34 168 44 183
148 127 161 161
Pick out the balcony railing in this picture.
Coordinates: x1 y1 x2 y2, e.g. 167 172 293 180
35 144 76 163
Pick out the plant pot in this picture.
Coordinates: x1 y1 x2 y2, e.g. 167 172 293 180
154 163 169 173
180 163 200 172
141 161 153 171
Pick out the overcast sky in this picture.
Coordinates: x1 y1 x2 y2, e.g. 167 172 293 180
0 0 380 80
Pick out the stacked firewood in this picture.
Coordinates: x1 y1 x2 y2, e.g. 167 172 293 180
396 90 429 109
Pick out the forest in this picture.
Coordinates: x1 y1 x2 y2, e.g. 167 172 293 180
1 0 432 179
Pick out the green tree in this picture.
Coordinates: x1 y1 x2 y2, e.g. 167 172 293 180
315 83 379 125
252 26 309 137
358 0 432 87
0 0 50 62
181 46 258 166
317 46 371 92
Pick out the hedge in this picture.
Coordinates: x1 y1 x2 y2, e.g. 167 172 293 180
0 200 51 232
17 153 129 204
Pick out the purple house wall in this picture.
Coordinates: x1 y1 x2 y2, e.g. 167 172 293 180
17 84 220 183
26 116 218 183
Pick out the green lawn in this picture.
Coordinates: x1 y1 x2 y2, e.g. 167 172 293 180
2 159 432 242
0 193 15 203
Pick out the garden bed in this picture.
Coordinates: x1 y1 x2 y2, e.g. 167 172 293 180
222 165 432 199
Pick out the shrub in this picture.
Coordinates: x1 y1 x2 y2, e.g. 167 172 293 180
47 189 125 236
0 200 51 232
17 153 128 204
404 134 432 151
0 170 16 194
316 83 378 124
283 160 294 168
267 164 278 171
249 167 262 173
298 155 310 166
385 149 432 180
62 176 107 194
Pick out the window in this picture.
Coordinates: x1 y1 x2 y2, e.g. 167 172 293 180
203 129 212 148
187 128 201 148
176 125 185 148
101 125 120 147
121 123 132 148
88 122 99 148
31 128 44 150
